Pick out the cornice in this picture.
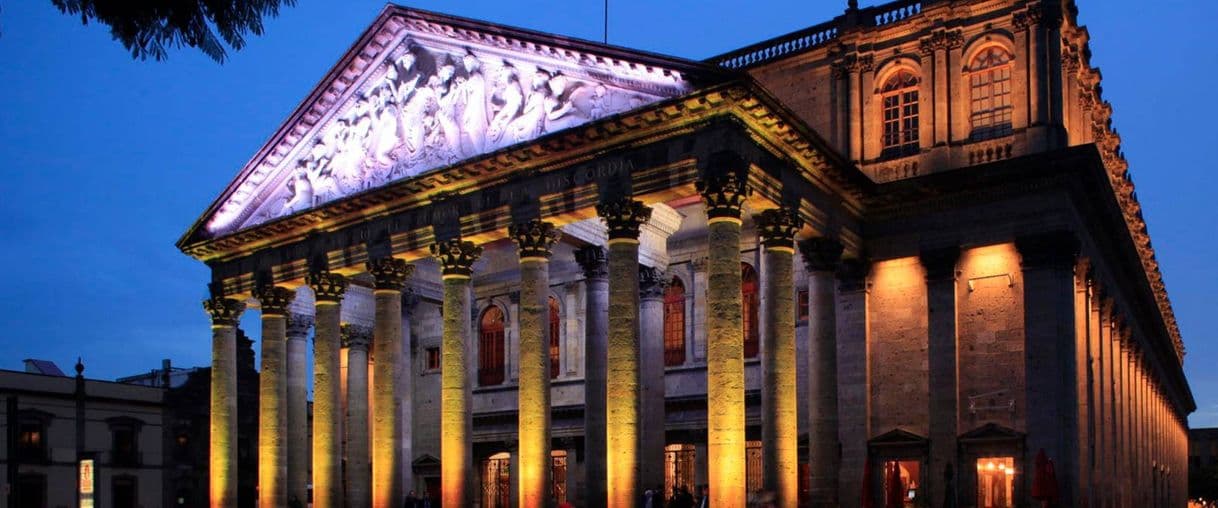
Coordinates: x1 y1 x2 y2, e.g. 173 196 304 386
179 82 869 263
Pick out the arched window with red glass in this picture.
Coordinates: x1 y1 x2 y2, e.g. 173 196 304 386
479 306 506 386
742 262 760 359
549 296 561 379
663 276 686 367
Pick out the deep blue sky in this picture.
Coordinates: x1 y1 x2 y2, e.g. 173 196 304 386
0 0 1214 425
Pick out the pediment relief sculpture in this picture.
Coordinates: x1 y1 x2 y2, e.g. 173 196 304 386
205 17 692 236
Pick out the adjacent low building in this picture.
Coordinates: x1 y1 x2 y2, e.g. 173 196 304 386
0 361 164 508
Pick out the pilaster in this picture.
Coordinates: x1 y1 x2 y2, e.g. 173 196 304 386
756 207 801 508
431 239 483 508
308 271 347 508
367 257 414 508
595 197 651 507
203 296 245 508
509 219 561 508
798 237 843 508
919 246 960 508
253 284 296 508
696 159 751 507
574 245 609 508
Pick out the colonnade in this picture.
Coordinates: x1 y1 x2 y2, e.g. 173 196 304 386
201 166 846 508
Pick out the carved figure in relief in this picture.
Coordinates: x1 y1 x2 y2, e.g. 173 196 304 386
487 62 524 149
544 71 591 132
458 49 490 155
431 61 463 163
283 169 314 213
508 68 551 143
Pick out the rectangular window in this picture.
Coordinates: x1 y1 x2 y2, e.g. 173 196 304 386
426 347 441 371
17 422 46 462
112 427 139 467
976 457 1015 508
797 289 809 321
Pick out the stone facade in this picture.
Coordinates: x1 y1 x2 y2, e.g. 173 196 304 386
178 1 1194 507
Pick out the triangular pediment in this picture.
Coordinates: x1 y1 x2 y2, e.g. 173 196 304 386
188 5 717 241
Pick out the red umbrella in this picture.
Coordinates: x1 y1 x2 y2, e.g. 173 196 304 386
1031 449 1061 506
861 458 876 508
885 462 904 508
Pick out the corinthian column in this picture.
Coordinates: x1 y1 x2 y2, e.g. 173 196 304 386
696 163 750 507
431 239 483 508
254 285 296 508
756 207 802 508
596 198 652 507
638 265 668 491
343 323 373 508
203 296 245 508
574 246 609 508
286 312 313 507
308 271 347 508
798 237 842 508
509 220 562 508
366 257 414 508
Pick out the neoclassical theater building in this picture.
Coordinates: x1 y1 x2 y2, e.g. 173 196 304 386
177 0 1194 507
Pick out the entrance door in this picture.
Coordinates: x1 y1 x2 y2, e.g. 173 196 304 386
481 452 511 508
112 476 138 508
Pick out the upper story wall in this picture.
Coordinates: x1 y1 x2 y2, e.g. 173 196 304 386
723 0 1089 183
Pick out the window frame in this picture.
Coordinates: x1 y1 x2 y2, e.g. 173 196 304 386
16 409 52 464
107 416 144 468
663 276 687 367
478 306 507 387
967 45 1015 141
549 296 562 379
742 262 760 359
879 69 921 158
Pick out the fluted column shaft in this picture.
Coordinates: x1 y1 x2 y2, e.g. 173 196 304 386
597 198 652 507
698 165 750 507
255 286 295 508
757 208 801 508
204 297 245 508
799 238 843 508
367 258 413 508
310 272 347 508
287 313 312 506
345 324 372 508
432 239 483 508
638 267 668 492
575 246 609 508
510 220 561 508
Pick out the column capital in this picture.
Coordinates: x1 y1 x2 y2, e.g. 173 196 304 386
366 257 414 291
574 245 608 281
755 208 802 251
341 323 373 351
596 199 652 241
254 285 295 316
639 266 669 300
287 313 313 339
1015 231 1079 270
203 297 246 327
431 239 483 280
306 271 348 303
696 171 751 222
798 237 844 272
919 246 961 282
509 219 562 260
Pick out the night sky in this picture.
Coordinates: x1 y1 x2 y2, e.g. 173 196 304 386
1 0 1214 426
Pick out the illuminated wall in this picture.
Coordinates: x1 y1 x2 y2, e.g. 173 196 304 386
956 243 1025 429
867 257 929 436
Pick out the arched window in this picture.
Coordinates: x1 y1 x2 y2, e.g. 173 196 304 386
969 46 1014 140
742 263 760 359
663 276 686 367
549 296 561 379
479 306 506 386
881 69 920 157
